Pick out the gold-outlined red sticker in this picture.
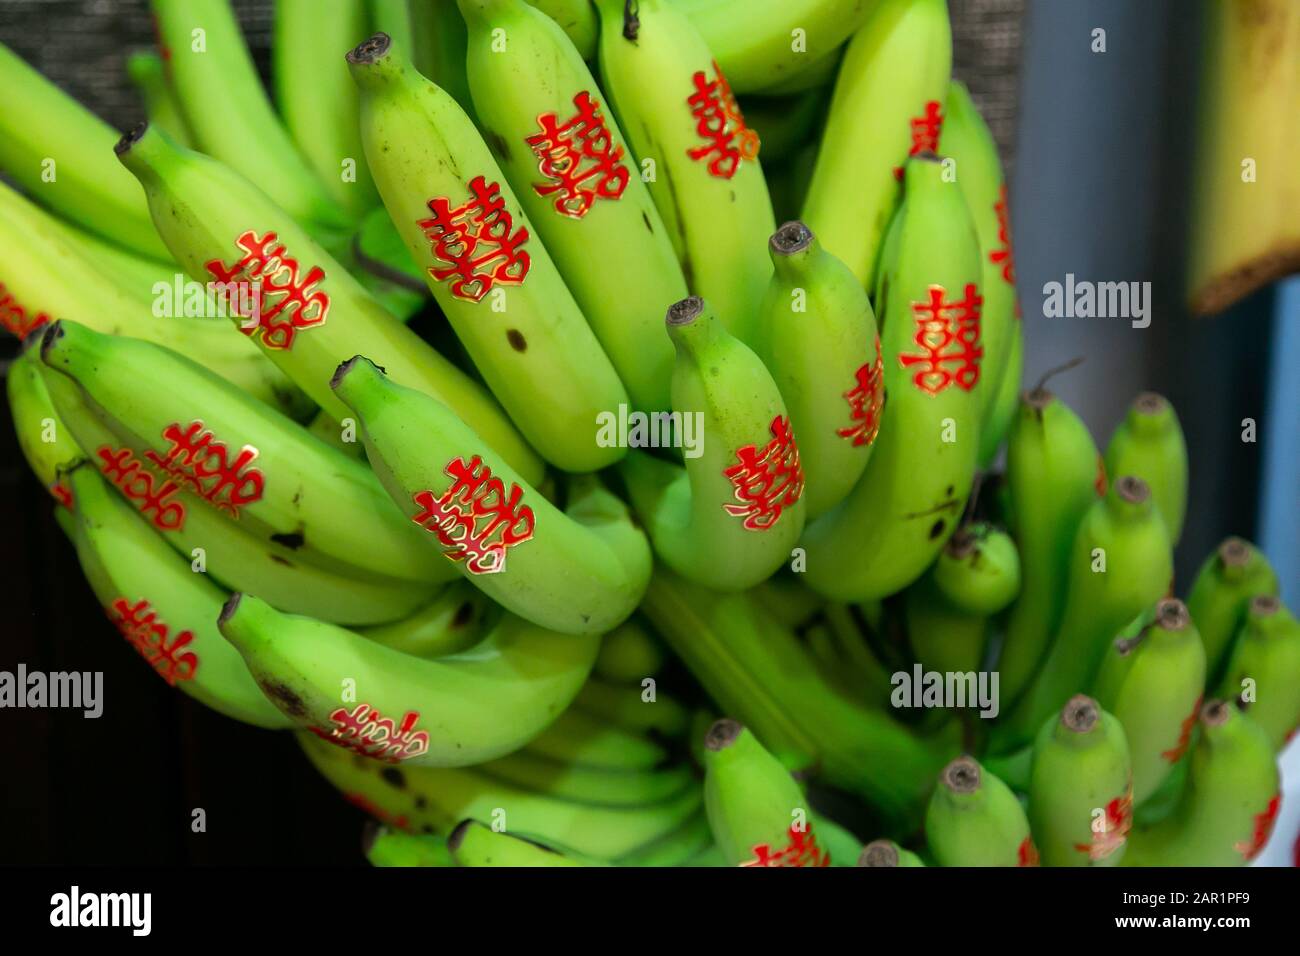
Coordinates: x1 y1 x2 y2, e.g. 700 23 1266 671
527 91 629 219
108 597 199 686
686 60 759 179
723 415 804 530
419 176 531 302
310 705 430 764
898 283 984 396
411 455 536 574
205 230 330 349
838 333 885 447
741 824 830 867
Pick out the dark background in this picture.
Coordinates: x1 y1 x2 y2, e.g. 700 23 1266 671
1 0 1294 864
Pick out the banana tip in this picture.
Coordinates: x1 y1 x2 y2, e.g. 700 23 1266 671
704 718 743 752
218 592 244 627
858 840 899 867
1218 537 1251 567
347 32 391 65
1061 695 1098 733
770 221 814 256
329 356 363 391
941 756 981 793
1114 475 1149 504
1201 698 1231 727
666 296 704 327
115 123 147 157
1249 594 1281 617
1155 598 1189 631
1133 391 1167 415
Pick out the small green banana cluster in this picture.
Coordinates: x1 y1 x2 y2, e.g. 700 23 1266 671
2 0 1288 870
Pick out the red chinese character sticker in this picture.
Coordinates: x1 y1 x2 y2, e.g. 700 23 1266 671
1160 695 1202 763
108 597 199 686
205 230 330 349
894 100 944 180
419 176 531 302
838 334 885 447
311 705 430 764
991 184 1016 286
741 824 830 867
0 282 51 339
526 91 629 219
1017 836 1040 867
1234 794 1281 861
411 455 536 574
1072 787 1133 862
97 445 187 531
723 415 804 531
145 420 265 518
898 283 984 395
686 61 760 179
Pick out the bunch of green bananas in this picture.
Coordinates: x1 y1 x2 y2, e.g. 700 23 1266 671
2 0 1293 868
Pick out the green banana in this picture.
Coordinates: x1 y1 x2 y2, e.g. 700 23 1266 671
620 297 806 590
447 819 592 866
754 43 844 96
858 839 925 867
348 33 628 472
806 811 863 867
703 720 831 866
669 0 873 94
980 319 1022 464
126 52 194 148
7 335 84 508
0 41 171 260
750 573 828 630
477 746 695 807
64 464 290 729
1092 599 1206 805
593 617 668 683
1217 595 1300 750
369 0 416 52
800 154 982 601
523 706 668 770
42 362 433 625
801 0 951 282
364 825 455 866
1123 700 1281 867
753 221 882 519
218 592 599 765
526 0 599 59
1187 536 1280 686
115 122 543 483
820 603 896 708
0 180 306 416
298 730 704 859
996 385 1103 706
1103 392 1188 544
941 81 1018 442
1027 695 1133 867
332 356 651 634
738 91 825 167
273 0 380 217
41 319 455 587
408 0 474 113
459 0 686 414
924 756 1038 866
616 812 715 866
571 677 692 738
357 581 498 658
152 0 351 231
593 0 776 343
996 476 1172 750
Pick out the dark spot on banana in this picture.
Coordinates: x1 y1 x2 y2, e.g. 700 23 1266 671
271 530 306 550
452 602 475 627
928 519 945 539
946 485 954 496
268 553 293 566
258 680 307 719
642 211 653 233
506 329 527 352
380 767 406 789
485 128 512 162
414 795 428 810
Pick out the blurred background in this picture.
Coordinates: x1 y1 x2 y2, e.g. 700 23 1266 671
0 0 1295 864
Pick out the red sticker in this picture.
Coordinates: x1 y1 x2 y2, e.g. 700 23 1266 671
991 184 1016 286
893 100 944 180
898 283 984 395
0 281 51 339
723 415 804 531
311 704 430 764
1235 794 1281 861
50 483 73 509
108 597 199 686
419 176 531 301
412 455 536 574
838 334 885 447
97 445 186 531
205 230 330 349
1160 694 1202 763
527 91 629 219
1072 787 1133 861
1094 454 1108 498
741 824 830 867
1017 836 1040 866
686 61 759 179
147 420 264 518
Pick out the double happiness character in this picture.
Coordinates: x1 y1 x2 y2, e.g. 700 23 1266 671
527 91 629 218
897 283 984 395
205 230 330 349
838 334 885 447
723 415 805 530
686 61 759 179
419 176 531 301
146 420 265 518
411 455 536 574
742 825 830 867
96 445 187 530
313 705 430 764
108 597 199 686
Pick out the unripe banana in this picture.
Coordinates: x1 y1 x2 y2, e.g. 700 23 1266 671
369 0 416 52
525 0 599 60
1092 599 1206 805
925 756 1038 867
0 41 171 260
571 677 692 738
996 476 1172 750
616 812 715 866
115 122 543 483
1028 695 1133 867
669 0 872 94
126 52 194 148
41 319 454 587
63 465 290 729
1103 392 1188 544
457 0 684 414
996 386 1102 706
940 81 1019 443
364 825 455 866
620 297 806 591
348 33 628 472
858 839 926 867
1187 536 1280 686
273 0 380 217
754 43 844 97
523 706 668 770
753 221 882 519
219 592 599 765
703 720 831 866
448 819 592 866
1216 595 1300 751
801 0 951 282
1123 700 1280 867
476 747 696 807
357 581 498 659
980 320 1022 463
42 361 432 624
7 335 83 508
593 0 776 343
801 154 982 601
593 618 668 683
408 0 474 113
151 0 351 231
738 92 826 167
750 573 828 631
298 730 704 860
332 355 651 634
